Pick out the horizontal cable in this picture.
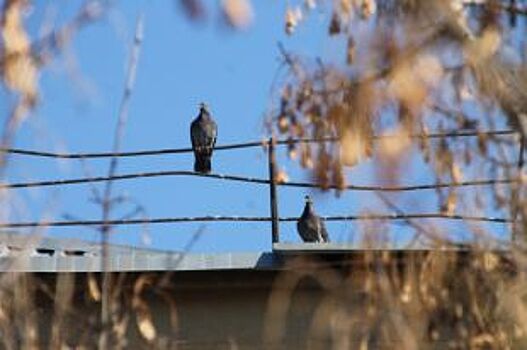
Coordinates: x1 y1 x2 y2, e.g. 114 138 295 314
0 171 518 191
0 213 513 228
0 129 516 159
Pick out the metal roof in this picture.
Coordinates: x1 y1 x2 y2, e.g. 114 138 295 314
0 231 281 272
0 232 504 273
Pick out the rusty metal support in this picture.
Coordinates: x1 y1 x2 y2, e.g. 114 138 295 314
268 137 279 243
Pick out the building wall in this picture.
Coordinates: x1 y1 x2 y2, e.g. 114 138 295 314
0 251 514 349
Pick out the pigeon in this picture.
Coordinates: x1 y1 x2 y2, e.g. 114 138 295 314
297 195 330 243
190 103 218 173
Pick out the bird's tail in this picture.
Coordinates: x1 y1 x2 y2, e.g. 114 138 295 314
194 155 212 173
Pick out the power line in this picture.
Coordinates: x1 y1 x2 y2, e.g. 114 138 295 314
0 129 516 159
0 170 518 191
0 213 513 228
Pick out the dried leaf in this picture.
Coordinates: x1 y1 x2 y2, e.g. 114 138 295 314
441 191 457 215
290 117 304 137
389 55 442 111
331 158 346 195
360 0 376 19
1 0 38 103
389 63 426 111
451 163 463 184
482 252 499 271
340 0 353 16
222 0 253 29
418 125 430 161
133 275 156 342
276 168 289 184
414 54 443 87
465 28 501 66
400 283 412 303
136 308 156 342
316 146 331 189
113 316 129 342
87 273 101 302
300 144 313 169
436 138 453 176
378 127 411 160
340 129 371 167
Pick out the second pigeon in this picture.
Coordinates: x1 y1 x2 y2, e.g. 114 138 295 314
297 195 330 243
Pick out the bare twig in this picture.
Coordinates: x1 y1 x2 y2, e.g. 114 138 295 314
99 15 143 350
31 1 105 67
375 192 443 246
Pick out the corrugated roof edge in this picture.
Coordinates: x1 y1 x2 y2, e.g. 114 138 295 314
0 252 279 272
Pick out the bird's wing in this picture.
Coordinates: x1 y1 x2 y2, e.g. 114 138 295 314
297 215 314 242
211 120 218 148
190 119 199 149
319 219 330 243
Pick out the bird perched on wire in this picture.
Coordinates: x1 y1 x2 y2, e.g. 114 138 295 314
297 195 330 243
190 103 218 173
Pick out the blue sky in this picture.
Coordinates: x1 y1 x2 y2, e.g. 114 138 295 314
2 1 517 252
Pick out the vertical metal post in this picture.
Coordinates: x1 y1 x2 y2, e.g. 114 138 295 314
268 137 279 243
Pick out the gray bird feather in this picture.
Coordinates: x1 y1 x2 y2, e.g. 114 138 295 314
297 195 330 243
190 103 217 173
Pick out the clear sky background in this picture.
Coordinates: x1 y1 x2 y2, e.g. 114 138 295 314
2 1 519 252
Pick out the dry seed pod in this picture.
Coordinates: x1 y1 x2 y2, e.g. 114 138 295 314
315 146 331 189
287 137 297 159
331 158 346 195
277 113 289 134
451 163 463 184
346 36 356 65
296 81 312 108
285 7 297 35
477 132 488 156
300 143 313 169
329 12 341 35
436 138 453 175
340 129 363 167
463 145 472 165
418 125 430 154
290 116 305 137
